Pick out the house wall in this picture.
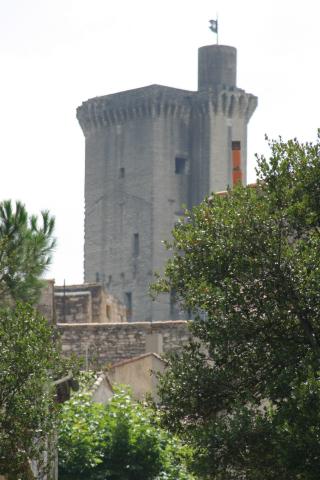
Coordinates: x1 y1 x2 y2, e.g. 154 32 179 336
108 354 166 401
91 375 114 405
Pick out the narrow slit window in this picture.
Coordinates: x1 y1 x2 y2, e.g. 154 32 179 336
119 167 125 178
133 233 139 256
124 292 132 320
175 157 187 174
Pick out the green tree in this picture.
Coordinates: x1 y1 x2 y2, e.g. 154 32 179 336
153 134 320 479
0 200 55 305
0 303 66 479
58 383 194 480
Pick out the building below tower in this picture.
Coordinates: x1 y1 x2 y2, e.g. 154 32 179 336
77 44 257 321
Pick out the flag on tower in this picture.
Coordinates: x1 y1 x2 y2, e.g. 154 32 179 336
209 19 218 33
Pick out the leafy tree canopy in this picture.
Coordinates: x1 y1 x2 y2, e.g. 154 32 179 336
58 380 194 480
0 303 69 479
0 200 55 305
152 133 320 479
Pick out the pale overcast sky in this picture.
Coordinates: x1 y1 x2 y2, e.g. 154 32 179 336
0 0 319 285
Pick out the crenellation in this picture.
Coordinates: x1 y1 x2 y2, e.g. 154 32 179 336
245 95 258 121
190 89 258 119
77 85 194 135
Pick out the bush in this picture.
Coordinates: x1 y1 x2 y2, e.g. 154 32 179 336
58 383 194 480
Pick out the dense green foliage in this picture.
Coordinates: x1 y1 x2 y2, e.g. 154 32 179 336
0 200 55 305
58 383 194 480
0 200 64 478
153 134 320 479
0 303 65 479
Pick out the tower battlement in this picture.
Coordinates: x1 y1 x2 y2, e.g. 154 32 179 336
78 84 257 136
193 88 257 119
78 45 257 321
77 85 194 135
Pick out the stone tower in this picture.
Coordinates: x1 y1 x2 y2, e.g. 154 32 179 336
77 44 257 321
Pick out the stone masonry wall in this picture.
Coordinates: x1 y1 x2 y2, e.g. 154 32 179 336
55 283 127 324
55 290 92 323
58 320 191 368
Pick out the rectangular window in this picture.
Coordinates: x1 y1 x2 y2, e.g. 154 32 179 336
119 167 125 178
133 233 140 256
175 157 187 174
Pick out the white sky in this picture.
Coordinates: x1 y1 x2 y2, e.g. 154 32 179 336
0 0 319 285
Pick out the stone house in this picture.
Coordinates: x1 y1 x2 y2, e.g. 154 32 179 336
108 352 166 402
37 280 127 324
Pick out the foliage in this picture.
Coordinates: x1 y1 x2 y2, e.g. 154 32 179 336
58 383 194 480
0 200 55 305
152 133 320 479
0 303 67 479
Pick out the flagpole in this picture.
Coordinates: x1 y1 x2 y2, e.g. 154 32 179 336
216 13 219 45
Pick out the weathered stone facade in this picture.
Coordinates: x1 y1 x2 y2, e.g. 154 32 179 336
58 320 190 368
77 44 257 322
54 283 127 324
36 280 127 324
37 282 190 369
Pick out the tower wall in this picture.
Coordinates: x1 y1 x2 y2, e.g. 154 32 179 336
198 45 237 90
150 110 192 320
78 87 193 321
78 45 257 321
84 116 155 321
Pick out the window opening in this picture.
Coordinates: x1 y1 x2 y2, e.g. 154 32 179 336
124 292 132 320
119 167 125 178
175 157 187 174
232 141 242 185
133 233 140 256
